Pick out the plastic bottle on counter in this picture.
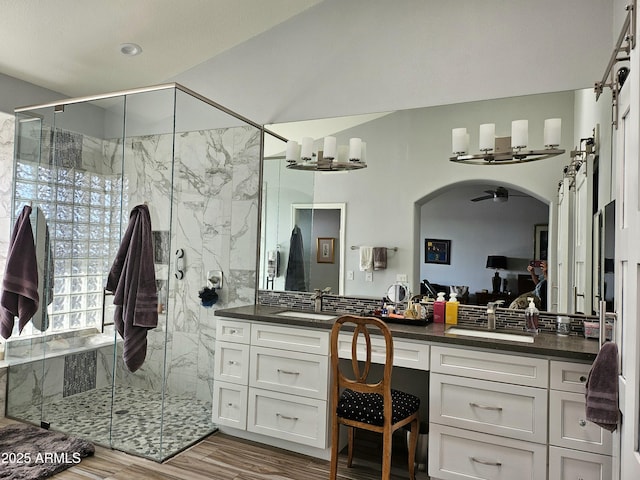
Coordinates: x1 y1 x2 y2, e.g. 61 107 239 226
445 292 459 325
525 296 539 335
433 292 446 323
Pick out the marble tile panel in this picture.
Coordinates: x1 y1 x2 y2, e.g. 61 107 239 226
0 367 7 417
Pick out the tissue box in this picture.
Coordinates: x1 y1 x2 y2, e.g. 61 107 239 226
583 320 613 340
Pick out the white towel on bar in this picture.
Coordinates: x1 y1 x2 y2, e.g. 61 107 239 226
359 246 373 271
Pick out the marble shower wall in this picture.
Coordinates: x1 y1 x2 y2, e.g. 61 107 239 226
0 112 15 300
116 125 261 402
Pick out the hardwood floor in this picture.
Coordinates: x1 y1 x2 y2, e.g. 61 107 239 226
0 418 429 479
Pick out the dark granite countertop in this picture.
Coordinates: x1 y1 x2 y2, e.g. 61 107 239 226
215 305 600 362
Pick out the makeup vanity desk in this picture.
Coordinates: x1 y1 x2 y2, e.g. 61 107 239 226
213 304 608 480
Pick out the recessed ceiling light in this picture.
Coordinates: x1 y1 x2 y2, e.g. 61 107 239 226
120 43 143 56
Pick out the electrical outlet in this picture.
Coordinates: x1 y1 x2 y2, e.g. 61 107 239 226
396 273 408 282
365 272 373 282
347 270 354 280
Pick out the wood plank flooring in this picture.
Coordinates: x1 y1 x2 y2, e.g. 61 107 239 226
0 418 429 479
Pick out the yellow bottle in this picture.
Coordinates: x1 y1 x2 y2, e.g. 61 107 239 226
445 292 459 325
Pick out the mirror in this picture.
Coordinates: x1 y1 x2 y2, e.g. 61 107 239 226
387 283 409 305
261 88 614 315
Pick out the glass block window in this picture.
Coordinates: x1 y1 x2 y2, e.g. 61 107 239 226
12 123 122 337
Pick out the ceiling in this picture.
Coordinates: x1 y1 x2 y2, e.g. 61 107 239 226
0 0 616 126
0 0 321 98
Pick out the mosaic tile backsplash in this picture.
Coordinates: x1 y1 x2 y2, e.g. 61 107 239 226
258 289 600 335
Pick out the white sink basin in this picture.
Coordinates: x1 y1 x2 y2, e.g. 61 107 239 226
446 327 535 343
275 311 337 321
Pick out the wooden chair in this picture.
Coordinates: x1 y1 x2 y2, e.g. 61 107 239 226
329 315 420 480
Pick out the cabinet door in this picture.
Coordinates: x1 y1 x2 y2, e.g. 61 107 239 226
549 446 612 480
247 387 327 448
428 424 547 480
550 360 590 393
213 381 247 430
216 319 251 344
251 323 329 355
337 333 429 370
431 345 548 387
214 341 250 385
430 373 547 443
549 390 613 455
249 346 329 400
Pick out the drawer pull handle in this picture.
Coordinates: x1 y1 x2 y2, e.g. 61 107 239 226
471 457 502 467
277 369 300 375
227 402 234 407
579 375 587 383
227 360 239 365
579 419 587 427
276 413 299 421
469 402 503 412
229 329 238 334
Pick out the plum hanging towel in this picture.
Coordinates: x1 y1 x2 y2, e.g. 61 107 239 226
0 205 39 339
106 204 158 372
373 247 387 270
585 341 619 432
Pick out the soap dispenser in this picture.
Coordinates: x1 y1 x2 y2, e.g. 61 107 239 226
525 296 539 335
433 292 446 324
445 293 459 325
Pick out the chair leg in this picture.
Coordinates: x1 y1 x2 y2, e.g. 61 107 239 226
347 426 355 467
329 419 340 479
382 428 392 480
407 419 418 480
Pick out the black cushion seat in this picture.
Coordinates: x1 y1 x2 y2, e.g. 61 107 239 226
337 388 420 426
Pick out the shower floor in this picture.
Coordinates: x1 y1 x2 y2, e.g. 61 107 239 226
9 385 217 461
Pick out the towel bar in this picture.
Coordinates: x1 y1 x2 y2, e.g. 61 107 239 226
350 245 398 251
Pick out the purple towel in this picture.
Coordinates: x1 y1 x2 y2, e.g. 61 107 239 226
1 205 39 339
373 247 387 270
106 205 158 372
585 341 619 432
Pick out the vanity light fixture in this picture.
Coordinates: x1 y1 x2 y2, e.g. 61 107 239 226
450 118 565 165
285 136 367 171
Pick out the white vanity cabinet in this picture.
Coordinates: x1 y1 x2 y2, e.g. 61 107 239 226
213 319 331 449
548 360 613 479
428 345 549 480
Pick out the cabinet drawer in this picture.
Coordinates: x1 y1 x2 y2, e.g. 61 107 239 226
550 360 591 393
214 341 250 385
216 319 251 344
549 446 612 480
213 381 247 430
247 387 327 448
549 390 613 455
337 333 429 371
249 346 329 400
428 424 547 480
431 345 548 387
430 373 547 443
251 324 329 355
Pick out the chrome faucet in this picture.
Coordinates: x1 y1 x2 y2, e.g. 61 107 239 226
312 287 331 312
486 300 504 330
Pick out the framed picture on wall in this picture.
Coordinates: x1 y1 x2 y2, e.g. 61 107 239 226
534 224 548 261
317 237 335 263
425 238 451 264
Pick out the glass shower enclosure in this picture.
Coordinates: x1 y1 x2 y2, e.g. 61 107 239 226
4 83 264 461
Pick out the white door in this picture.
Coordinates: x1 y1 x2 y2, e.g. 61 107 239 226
616 57 640 479
556 177 574 314
573 154 593 314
